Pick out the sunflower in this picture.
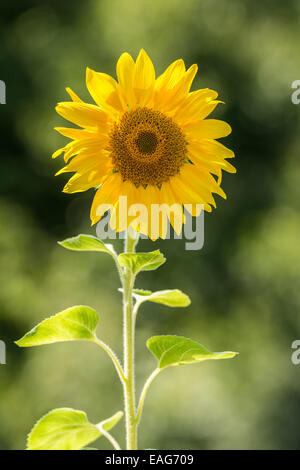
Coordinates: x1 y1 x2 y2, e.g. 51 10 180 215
53 49 235 238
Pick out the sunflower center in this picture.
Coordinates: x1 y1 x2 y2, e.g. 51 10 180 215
109 107 187 186
135 131 158 155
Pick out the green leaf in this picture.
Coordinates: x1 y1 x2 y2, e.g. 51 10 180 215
118 250 166 275
147 335 238 369
27 408 123 450
132 289 152 296
99 410 123 432
133 289 191 307
58 234 114 255
15 305 98 347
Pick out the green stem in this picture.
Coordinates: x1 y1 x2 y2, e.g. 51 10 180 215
111 250 125 284
122 227 139 450
97 425 122 450
94 337 126 384
135 368 160 426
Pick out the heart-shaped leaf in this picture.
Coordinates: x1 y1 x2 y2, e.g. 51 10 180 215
27 408 123 450
118 250 165 275
15 305 98 347
147 335 238 369
58 234 114 255
133 289 191 307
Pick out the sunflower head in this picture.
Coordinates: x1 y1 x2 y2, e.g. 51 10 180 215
53 49 235 239
110 107 188 186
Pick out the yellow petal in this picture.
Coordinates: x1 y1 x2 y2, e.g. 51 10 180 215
52 147 65 159
90 173 122 224
190 139 234 159
159 184 185 236
86 67 125 115
186 201 212 214
94 180 147 234
184 119 232 139
145 185 168 239
180 164 226 200
63 167 108 193
169 174 212 211
116 52 136 108
173 89 219 123
155 59 186 94
188 148 236 175
110 199 127 233
60 136 108 163
56 152 110 175
54 127 99 140
188 142 236 174
56 102 107 129
133 49 155 106
176 64 198 98
65 87 83 103
155 63 198 112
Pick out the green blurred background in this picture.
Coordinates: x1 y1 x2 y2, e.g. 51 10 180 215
1 0 300 450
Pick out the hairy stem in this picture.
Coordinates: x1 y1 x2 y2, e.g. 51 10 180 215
122 227 139 450
97 425 122 451
135 368 160 426
94 337 126 384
